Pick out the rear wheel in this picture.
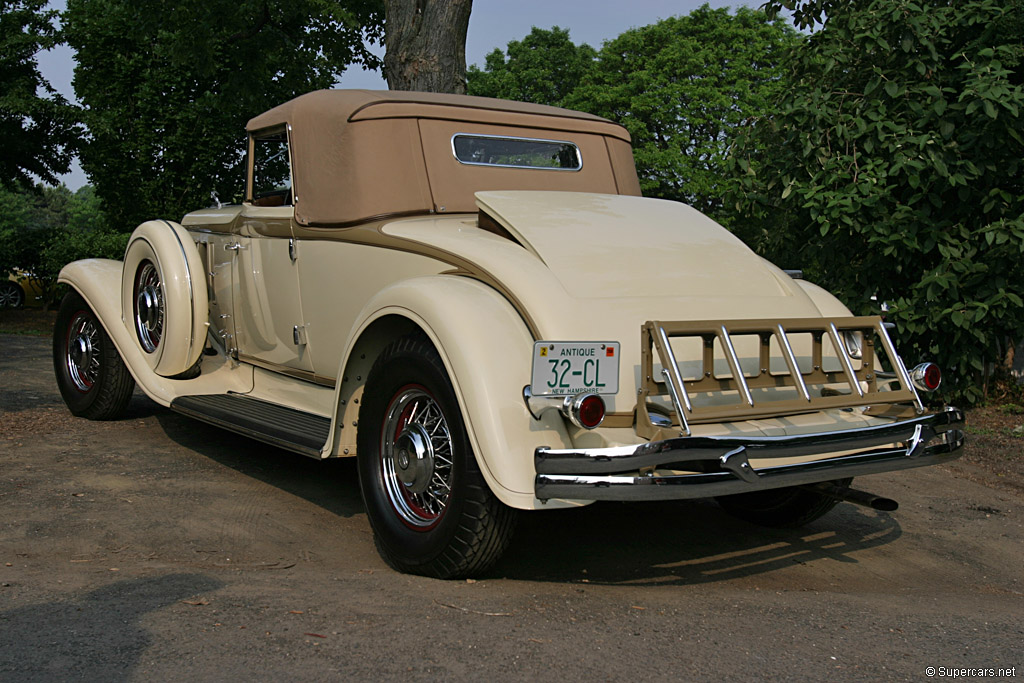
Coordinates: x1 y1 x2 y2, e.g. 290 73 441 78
357 333 516 578
53 291 135 420
715 478 852 528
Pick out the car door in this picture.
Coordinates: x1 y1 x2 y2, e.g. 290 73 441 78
230 127 314 375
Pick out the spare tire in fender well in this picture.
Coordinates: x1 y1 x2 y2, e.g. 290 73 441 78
120 220 208 377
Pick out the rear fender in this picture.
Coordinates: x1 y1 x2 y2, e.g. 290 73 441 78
330 275 576 510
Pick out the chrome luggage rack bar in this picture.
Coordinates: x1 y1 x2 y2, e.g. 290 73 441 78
637 316 924 439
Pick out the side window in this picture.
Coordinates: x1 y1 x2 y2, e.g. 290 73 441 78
250 128 293 206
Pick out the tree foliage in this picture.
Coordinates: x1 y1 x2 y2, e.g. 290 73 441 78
0 184 124 305
729 0 1024 403
467 8 798 224
570 6 799 219
467 27 596 108
0 0 80 188
64 0 384 231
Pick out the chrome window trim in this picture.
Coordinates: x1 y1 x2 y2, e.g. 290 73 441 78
450 132 583 171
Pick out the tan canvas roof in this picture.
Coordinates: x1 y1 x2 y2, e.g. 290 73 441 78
245 90 640 227
246 90 628 137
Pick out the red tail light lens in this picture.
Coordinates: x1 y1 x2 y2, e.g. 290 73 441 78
910 363 941 392
561 393 606 429
578 394 606 429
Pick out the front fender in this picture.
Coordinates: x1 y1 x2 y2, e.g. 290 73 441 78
58 259 253 406
331 275 578 510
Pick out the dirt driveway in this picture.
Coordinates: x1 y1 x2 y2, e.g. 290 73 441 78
1 332 1022 681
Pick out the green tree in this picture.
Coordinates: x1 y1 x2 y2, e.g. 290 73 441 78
63 0 384 231
0 185 44 277
0 182 125 305
467 26 597 108
0 0 80 188
570 5 799 219
730 0 1024 403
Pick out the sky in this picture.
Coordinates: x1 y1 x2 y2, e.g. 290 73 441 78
37 0 754 190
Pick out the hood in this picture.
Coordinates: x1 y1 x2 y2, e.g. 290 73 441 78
475 191 789 300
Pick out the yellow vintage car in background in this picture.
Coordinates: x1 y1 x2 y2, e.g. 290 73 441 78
2 270 45 308
53 90 963 578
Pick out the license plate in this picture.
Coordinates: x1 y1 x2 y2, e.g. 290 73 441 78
530 341 620 396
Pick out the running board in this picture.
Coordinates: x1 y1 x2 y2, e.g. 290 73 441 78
170 394 331 458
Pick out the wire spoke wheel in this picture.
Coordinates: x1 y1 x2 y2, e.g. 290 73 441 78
133 261 164 353
65 311 102 392
53 291 135 420
381 385 455 529
358 333 517 578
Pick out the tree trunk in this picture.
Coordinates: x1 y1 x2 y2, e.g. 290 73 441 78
384 0 472 94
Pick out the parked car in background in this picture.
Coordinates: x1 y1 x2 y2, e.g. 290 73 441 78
1 270 45 308
52 90 964 578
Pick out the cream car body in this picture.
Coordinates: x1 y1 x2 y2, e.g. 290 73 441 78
54 90 964 578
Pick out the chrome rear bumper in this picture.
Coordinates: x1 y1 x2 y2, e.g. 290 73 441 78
535 408 965 502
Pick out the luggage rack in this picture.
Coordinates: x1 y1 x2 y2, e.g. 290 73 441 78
637 316 924 439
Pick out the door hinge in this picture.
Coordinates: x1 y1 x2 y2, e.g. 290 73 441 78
288 238 297 262
293 324 308 346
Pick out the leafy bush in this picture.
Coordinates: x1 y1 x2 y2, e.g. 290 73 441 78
571 6 799 221
0 184 125 307
729 0 1024 404
467 8 800 226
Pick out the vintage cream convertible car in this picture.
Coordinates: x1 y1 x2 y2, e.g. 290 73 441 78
53 90 964 578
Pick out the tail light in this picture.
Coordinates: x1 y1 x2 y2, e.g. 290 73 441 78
561 392 606 429
910 363 941 392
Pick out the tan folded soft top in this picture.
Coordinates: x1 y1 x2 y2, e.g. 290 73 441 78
245 90 641 227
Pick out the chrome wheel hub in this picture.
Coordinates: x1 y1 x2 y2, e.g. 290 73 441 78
66 313 100 392
394 423 434 494
133 262 163 353
381 386 454 529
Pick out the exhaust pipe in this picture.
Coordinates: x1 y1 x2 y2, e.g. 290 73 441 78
801 483 899 512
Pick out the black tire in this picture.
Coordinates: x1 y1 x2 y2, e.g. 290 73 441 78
168 355 203 380
53 291 136 420
715 478 852 528
357 333 517 578
0 280 25 308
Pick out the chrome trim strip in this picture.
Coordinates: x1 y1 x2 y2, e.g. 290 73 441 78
775 323 810 402
876 321 925 413
536 438 963 502
656 326 692 413
661 368 691 437
828 322 864 398
718 325 754 407
236 352 336 388
161 220 197 366
535 408 964 501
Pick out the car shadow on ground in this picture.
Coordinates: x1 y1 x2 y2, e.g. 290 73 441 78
153 409 364 519
153 403 902 585
0 573 222 679
497 498 902 585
